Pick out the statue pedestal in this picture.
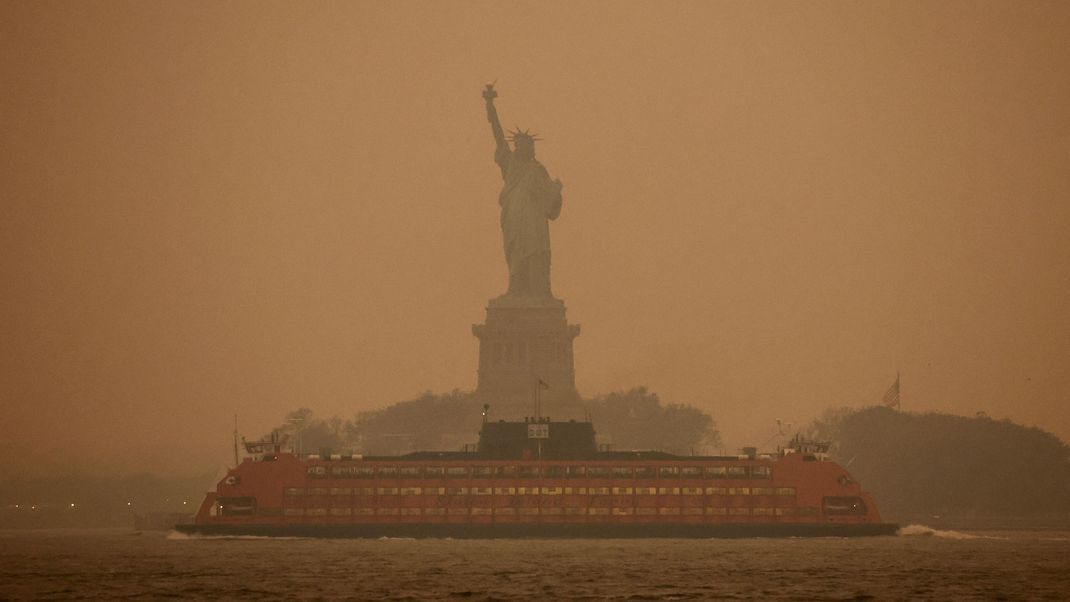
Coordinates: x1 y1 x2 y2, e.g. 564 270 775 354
472 297 581 420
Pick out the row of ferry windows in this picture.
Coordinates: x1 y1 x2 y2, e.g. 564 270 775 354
311 465 773 479
282 507 809 517
286 486 796 496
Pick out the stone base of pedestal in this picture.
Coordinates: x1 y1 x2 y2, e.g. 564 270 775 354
472 298 582 420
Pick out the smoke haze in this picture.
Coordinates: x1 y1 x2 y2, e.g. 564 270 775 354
2 1 1068 476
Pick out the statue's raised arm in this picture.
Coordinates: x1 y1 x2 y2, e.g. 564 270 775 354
483 83 510 169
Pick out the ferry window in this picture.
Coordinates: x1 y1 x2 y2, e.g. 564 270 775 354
377 467 397 477
753 507 774 516
352 467 375 478
424 466 444 477
728 487 750 496
705 487 726 495
355 487 375 496
682 487 703 495
494 487 515 495
400 487 421 495
376 508 399 516
729 507 750 516
565 507 587 515
636 507 658 516
283 487 304 496
446 467 469 477
705 466 727 479
589 487 610 495
823 496 868 516
494 508 516 516
634 466 656 479
424 508 446 516
471 466 493 477
446 487 468 495
398 466 421 478
307 466 327 479
727 466 747 478
219 497 256 517
587 466 611 478
308 487 328 496
635 487 657 495
565 466 586 478
611 467 633 478
330 508 352 516
752 487 775 496
751 466 772 479
542 507 563 515
657 487 679 495
283 508 304 516
658 466 679 478
542 487 563 495
775 507 795 516
518 466 540 478
329 487 351 496
705 507 727 516
401 508 421 516
472 487 493 495
611 487 633 495
680 466 703 478
776 487 796 496
658 507 681 515
306 508 328 516
377 487 397 495
495 465 517 478
543 466 565 478
423 487 444 495
517 486 539 495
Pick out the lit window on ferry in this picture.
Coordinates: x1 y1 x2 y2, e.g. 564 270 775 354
283 508 304 516
587 466 611 478
542 487 563 495
376 508 398 515
471 507 492 516
446 487 468 495
706 507 727 515
611 487 633 495
682 487 703 495
657 487 680 495
471 466 493 477
283 487 304 496
398 466 421 478
753 507 774 516
306 508 327 516
705 466 727 478
565 466 586 478
329 488 351 496
612 507 634 515
727 466 747 478
589 487 610 495
355 508 375 515
658 466 679 478
446 467 469 477
494 487 516 495
495 465 518 478
752 487 775 496
683 507 703 515
424 508 446 516
423 487 444 496
543 466 565 478
424 466 444 477
751 466 772 479
775 507 795 516
377 488 397 495
822 496 868 515
635 466 656 479
401 508 421 516
705 487 726 495
636 487 657 495
729 507 750 516
680 467 702 478
611 467 633 478
355 487 375 496
728 487 750 496
566 507 587 515
447 508 468 515
588 507 609 515
351 467 375 478
400 487 421 495
472 487 493 495
307 466 327 478
308 487 328 496
776 487 796 496
377 467 397 477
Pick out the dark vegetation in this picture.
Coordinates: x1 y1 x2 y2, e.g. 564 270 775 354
268 387 721 457
809 406 1070 523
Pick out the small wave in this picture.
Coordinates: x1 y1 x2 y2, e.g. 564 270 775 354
377 536 417 541
896 524 1006 540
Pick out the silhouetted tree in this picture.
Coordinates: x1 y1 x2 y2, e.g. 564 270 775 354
584 387 721 454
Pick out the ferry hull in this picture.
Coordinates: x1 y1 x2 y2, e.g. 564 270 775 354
175 521 899 539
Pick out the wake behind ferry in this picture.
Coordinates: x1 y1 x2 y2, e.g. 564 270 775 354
177 416 897 538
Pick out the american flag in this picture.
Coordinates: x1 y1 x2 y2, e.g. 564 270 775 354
881 373 901 409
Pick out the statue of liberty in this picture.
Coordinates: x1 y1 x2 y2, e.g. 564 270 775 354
483 83 564 305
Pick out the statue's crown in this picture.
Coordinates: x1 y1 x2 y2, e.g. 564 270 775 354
508 128 540 143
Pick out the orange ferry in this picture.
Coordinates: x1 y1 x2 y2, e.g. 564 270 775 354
177 417 897 537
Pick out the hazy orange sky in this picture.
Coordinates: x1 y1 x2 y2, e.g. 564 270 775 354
2 1 1068 476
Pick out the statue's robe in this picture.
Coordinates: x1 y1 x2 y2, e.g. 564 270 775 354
496 146 562 298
